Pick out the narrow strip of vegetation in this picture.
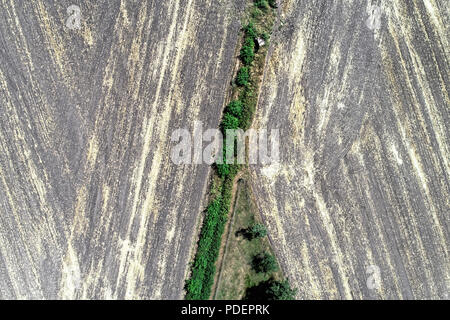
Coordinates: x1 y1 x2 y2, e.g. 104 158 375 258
185 0 279 300
213 179 297 300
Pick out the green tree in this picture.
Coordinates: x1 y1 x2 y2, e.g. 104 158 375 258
244 21 257 39
254 0 269 10
240 36 255 65
265 279 297 300
240 44 255 65
236 67 250 86
252 252 278 273
244 278 297 300
216 163 230 178
226 100 243 117
248 223 267 239
251 7 263 19
222 113 240 131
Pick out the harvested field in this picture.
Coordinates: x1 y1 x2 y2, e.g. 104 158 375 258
0 0 246 299
250 0 449 299
1 0 448 301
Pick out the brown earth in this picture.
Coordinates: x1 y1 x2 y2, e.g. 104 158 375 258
250 0 449 299
0 0 246 299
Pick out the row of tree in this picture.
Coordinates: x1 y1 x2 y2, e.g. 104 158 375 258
242 222 297 300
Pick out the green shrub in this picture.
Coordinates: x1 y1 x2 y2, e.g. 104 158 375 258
216 163 230 178
222 113 240 131
265 279 297 300
240 38 255 65
244 21 258 39
248 223 267 239
252 252 278 273
236 67 250 86
244 279 297 300
254 0 269 10
238 87 256 130
251 7 263 19
226 100 243 117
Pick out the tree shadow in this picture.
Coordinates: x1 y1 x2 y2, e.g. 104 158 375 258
235 227 253 240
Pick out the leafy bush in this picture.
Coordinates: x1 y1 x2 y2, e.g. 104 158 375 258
217 163 230 178
251 7 263 19
254 0 269 10
216 145 239 178
185 196 226 300
185 177 237 300
265 279 297 300
240 38 255 65
244 21 258 40
252 252 278 273
226 100 243 117
236 67 250 86
248 223 267 239
222 113 240 131
244 279 297 300
238 88 256 130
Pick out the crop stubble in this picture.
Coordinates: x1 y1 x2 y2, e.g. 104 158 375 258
250 0 449 299
0 0 246 299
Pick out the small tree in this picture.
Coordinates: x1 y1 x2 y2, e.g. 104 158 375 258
265 279 297 300
216 163 230 178
248 223 267 239
244 22 258 39
254 0 269 10
236 67 250 86
240 37 255 65
222 113 240 130
226 100 243 117
252 252 278 273
244 278 297 300
261 32 270 42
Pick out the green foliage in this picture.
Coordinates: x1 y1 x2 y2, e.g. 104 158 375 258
265 279 297 300
254 0 269 10
226 100 243 117
222 113 240 131
268 0 278 8
244 21 258 39
185 167 239 299
252 252 278 273
251 7 263 19
236 67 250 86
248 223 267 239
238 87 256 130
240 38 255 65
244 278 297 300
216 163 230 178
240 22 259 65
261 32 270 42
216 148 240 178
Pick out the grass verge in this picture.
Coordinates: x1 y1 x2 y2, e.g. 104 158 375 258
214 179 283 299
